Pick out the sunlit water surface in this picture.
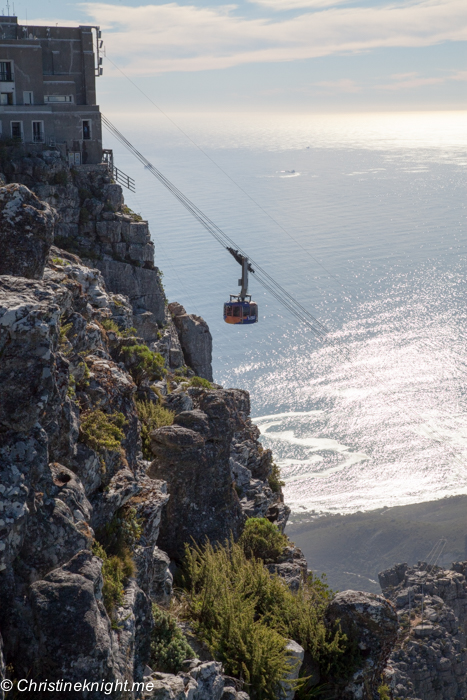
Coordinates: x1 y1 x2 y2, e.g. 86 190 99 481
104 111 467 516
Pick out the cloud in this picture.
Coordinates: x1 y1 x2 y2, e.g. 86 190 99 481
314 79 361 92
379 69 467 90
77 0 467 75
248 0 351 10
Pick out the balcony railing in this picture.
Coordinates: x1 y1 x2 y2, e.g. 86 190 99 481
0 71 13 82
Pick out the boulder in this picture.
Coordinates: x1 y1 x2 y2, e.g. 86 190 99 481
0 184 56 279
279 641 305 700
168 302 213 381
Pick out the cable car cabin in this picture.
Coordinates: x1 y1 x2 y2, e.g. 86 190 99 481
224 296 258 325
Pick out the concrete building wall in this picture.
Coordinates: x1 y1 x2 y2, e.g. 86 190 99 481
0 16 102 163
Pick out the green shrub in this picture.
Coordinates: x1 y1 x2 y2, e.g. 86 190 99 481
378 684 391 700
173 375 212 390
181 540 344 700
92 540 134 615
79 206 90 223
268 462 285 494
136 399 175 460
79 410 127 453
122 204 143 221
120 326 137 338
97 506 143 559
67 374 76 399
151 605 194 673
238 518 288 563
50 170 68 186
78 187 93 201
190 376 212 389
59 319 73 347
100 318 120 333
122 345 166 384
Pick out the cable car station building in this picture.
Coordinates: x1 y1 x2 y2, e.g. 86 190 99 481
0 15 102 164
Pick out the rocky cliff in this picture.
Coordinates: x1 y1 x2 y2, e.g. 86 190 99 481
0 148 400 700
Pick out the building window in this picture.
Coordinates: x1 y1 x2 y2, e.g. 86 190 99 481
44 95 73 103
23 91 33 105
82 120 91 140
10 121 23 141
0 93 13 105
0 61 13 82
32 121 44 143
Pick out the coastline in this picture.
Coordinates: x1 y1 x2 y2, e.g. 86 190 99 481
286 494 467 593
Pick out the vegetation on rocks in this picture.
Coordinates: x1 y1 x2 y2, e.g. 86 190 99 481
93 507 142 616
79 409 127 453
173 374 213 390
121 344 166 383
136 399 175 460
98 506 143 558
92 540 135 615
180 539 345 700
150 604 194 674
238 518 288 563
268 462 285 494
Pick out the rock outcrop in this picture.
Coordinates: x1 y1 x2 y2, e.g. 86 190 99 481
168 302 213 381
381 561 467 699
0 183 56 279
326 590 398 699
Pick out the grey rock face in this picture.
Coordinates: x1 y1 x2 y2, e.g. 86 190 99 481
142 660 229 700
267 546 308 592
325 590 398 699
0 275 69 433
168 302 213 381
0 632 5 700
27 551 118 690
149 389 246 559
96 259 165 341
0 184 56 279
382 561 467 700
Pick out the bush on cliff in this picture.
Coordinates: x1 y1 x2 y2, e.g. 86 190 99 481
121 344 166 384
92 541 134 615
136 399 175 460
238 518 288 562
79 409 127 453
268 462 285 494
150 604 194 674
93 507 141 617
173 374 212 390
180 540 345 700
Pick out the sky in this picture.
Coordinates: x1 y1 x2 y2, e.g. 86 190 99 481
9 0 467 111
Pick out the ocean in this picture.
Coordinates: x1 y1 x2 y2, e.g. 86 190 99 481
104 110 467 518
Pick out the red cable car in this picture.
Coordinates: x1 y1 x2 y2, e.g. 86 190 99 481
223 249 258 325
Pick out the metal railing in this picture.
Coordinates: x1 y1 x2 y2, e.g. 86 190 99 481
102 149 135 192
112 165 135 192
0 71 13 82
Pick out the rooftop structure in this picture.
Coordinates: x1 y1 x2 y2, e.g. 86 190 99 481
0 15 103 164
